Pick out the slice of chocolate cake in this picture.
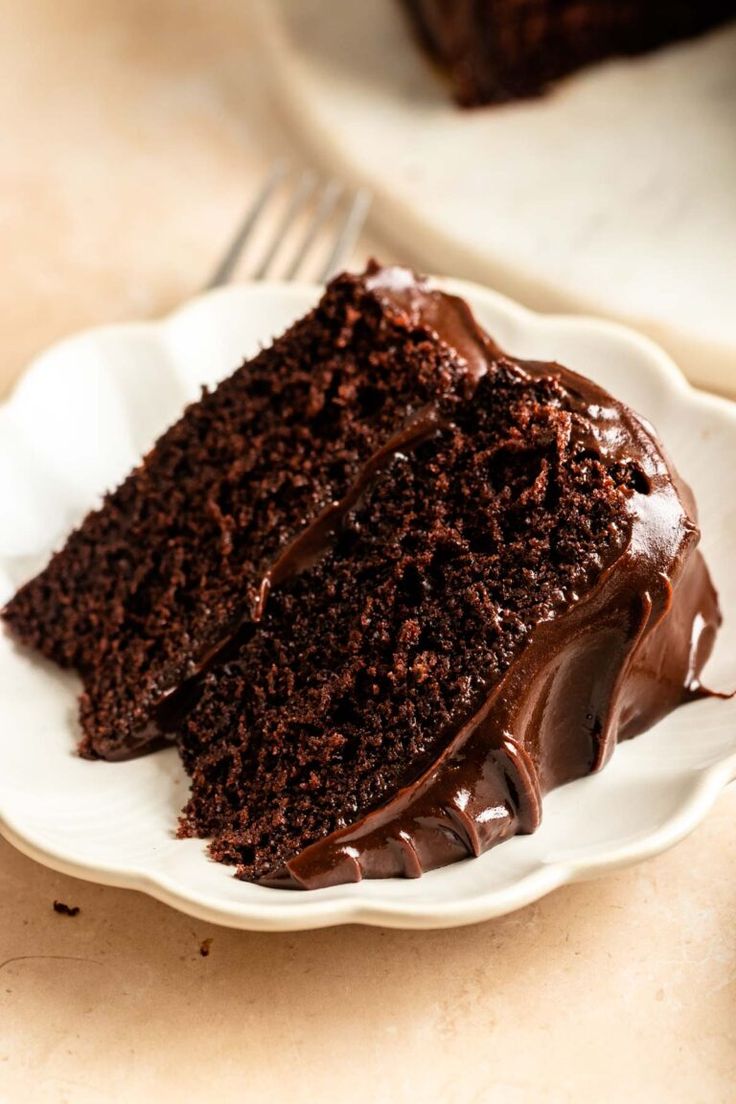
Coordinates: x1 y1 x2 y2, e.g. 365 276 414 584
401 0 736 105
2 265 721 888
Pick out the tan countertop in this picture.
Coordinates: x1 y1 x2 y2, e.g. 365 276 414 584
1 3 734 1102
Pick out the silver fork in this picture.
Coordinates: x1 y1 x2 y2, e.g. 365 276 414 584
203 161 372 291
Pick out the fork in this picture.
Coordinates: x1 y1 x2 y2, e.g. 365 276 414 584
203 161 372 291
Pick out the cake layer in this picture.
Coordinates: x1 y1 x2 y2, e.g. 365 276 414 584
402 0 736 105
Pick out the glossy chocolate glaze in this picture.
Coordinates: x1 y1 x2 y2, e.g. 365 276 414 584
254 268 721 889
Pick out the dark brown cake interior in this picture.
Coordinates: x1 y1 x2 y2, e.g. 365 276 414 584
177 361 637 881
3 273 466 758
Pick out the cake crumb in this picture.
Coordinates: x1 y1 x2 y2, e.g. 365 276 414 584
199 938 213 958
52 901 80 917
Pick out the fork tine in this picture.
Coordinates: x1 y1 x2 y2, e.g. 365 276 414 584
319 187 372 283
252 170 318 281
283 179 343 281
204 159 288 291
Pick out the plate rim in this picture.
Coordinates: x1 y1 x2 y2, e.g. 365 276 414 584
1 274 735 931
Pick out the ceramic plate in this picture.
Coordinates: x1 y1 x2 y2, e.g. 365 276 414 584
0 278 734 931
253 0 736 395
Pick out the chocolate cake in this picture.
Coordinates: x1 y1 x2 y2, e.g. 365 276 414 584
2 264 721 889
401 0 736 105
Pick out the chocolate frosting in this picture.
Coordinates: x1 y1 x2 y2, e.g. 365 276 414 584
253 267 721 889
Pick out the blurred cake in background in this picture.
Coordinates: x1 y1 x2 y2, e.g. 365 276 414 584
401 0 736 104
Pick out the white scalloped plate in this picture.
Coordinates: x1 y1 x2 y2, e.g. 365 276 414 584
0 278 734 931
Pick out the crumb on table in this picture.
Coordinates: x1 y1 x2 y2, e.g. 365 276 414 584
52 900 80 917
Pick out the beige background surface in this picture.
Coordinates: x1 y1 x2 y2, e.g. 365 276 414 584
0 3 734 1101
